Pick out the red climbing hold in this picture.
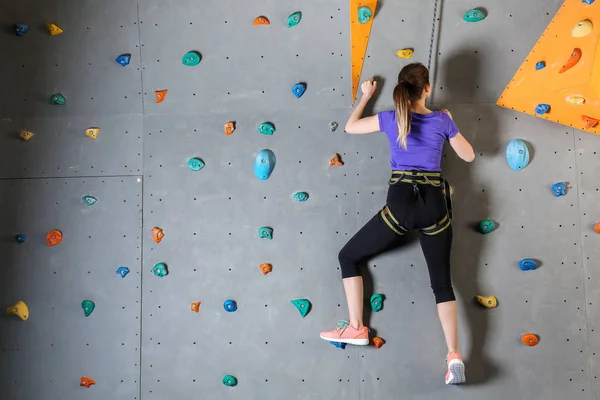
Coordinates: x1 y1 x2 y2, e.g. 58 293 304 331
46 230 63 247
224 121 235 136
582 115 599 128
253 16 270 25
155 90 168 103
372 337 385 348
558 48 582 74
80 377 96 388
190 301 201 313
521 333 539 347
329 153 344 167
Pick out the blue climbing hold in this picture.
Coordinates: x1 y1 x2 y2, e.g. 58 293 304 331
259 226 273 240
519 259 537 271
15 234 27 243
224 300 237 312
552 182 567 197
258 122 275 136
14 24 29 36
187 157 205 171
254 149 276 180
582 0 595 4
330 341 347 349
293 192 309 202
82 195 97 206
506 139 530 171
291 83 306 98
535 104 551 115
116 266 130 278
116 54 131 67
535 61 546 70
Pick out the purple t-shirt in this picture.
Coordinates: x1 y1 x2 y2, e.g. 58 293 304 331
378 110 459 172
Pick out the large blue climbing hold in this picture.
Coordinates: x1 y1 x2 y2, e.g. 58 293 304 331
254 149 276 180
506 139 530 171
330 341 347 349
519 259 537 271
291 83 306 98
116 54 131 67
535 104 551 115
14 24 29 36
535 61 546 70
224 300 237 312
582 0 595 5
552 182 567 197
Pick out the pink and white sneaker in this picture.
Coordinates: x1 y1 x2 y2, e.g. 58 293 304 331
319 320 369 345
444 349 466 385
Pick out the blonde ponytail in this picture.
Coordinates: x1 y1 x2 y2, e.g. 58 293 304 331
393 82 411 150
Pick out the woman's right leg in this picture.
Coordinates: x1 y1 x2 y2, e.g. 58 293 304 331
320 211 403 344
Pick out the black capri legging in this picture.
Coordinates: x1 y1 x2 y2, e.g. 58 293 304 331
338 180 455 304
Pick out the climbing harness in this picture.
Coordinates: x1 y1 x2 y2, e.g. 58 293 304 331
380 170 452 236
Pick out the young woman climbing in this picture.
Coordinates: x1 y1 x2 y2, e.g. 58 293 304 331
319 62 475 385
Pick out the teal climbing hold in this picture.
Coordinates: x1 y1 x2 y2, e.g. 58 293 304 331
370 293 384 312
287 11 302 27
357 6 373 24
152 262 168 277
254 149 276 180
81 300 95 317
463 8 486 22
82 195 97 206
259 226 273 240
50 94 66 105
258 122 275 135
290 299 311 317
477 219 496 234
222 375 238 387
293 192 309 202
187 157 205 171
182 51 202 66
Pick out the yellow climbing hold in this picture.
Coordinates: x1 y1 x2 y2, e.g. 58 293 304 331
6 300 29 320
397 48 414 59
476 295 498 309
572 20 593 38
47 23 63 35
566 95 586 106
19 131 34 141
85 128 100 139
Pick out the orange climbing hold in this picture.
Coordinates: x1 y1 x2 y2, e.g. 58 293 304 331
85 128 100 139
46 230 63 247
224 121 235 136
350 0 378 104
190 301 201 312
558 48 582 74
372 336 385 348
329 153 344 167
253 16 270 25
582 115 599 128
152 227 164 243
260 263 273 275
521 333 539 347
594 222 600 234
80 377 96 388
155 90 168 103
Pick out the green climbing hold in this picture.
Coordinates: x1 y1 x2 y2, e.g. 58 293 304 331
358 6 372 24
370 293 384 312
182 51 201 66
463 8 486 22
222 375 237 387
152 262 168 277
477 219 496 234
287 11 302 28
258 122 275 135
50 94 66 105
290 298 311 318
293 192 309 202
81 300 95 317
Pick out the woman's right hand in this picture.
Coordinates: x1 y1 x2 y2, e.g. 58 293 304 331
361 78 378 99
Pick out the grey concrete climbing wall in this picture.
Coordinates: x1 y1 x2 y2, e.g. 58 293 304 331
1 1 600 400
